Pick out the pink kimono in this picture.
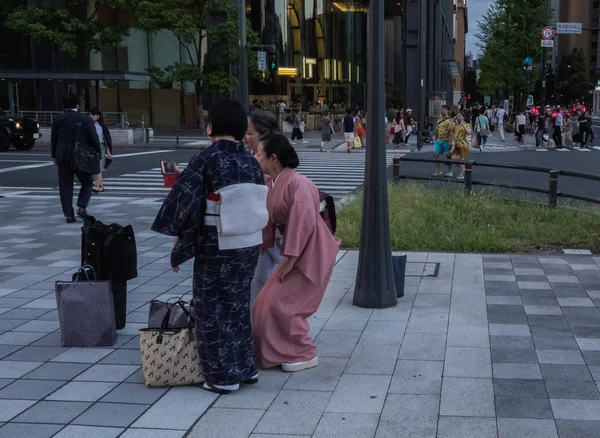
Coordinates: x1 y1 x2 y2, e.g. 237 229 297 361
252 167 341 368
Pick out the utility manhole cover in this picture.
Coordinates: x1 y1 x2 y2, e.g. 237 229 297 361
406 262 440 278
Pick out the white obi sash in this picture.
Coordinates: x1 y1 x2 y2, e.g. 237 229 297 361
204 183 269 250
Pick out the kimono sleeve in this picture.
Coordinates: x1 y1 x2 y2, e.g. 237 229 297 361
281 180 318 258
151 156 206 237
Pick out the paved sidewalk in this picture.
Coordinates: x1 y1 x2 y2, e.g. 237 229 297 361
1 198 600 437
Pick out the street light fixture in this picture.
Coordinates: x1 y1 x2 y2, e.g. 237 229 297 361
352 0 396 309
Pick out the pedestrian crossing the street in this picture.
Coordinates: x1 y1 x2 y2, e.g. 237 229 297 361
0 150 405 201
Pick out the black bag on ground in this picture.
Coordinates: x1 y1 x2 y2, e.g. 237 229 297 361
148 298 192 329
81 216 138 281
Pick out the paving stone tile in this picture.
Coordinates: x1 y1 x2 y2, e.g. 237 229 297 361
21 298 57 309
521 296 559 306
358 319 406 345
398 332 446 361
187 408 264 438
518 281 551 289
46 381 117 402
22 362 91 380
557 297 595 307
312 412 379 438
0 360 43 378
322 311 369 332
547 275 580 283
0 331 46 345
536 349 585 365
540 364 593 381
485 274 516 282
552 284 589 298
73 364 139 382
53 425 123 438
444 347 491 378
0 309 51 320
100 383 168 405
314 330 361 357
440 376 495 417
571 326 600 337
514 268 545 275
555 420 600 437
545 380 600 400
446 323 489 347
0 345 21 360
577 338 600 351
533 336 579 350
0 379 12 390
413 294 450 312
255 389 330 435
326 374 389 414
562 307 600 327
492 347 538 364
132 386 217 430
389 360 443 395
495 395 553 419
345 344 399 375
487 304 527 324
119 429 184 438
489 324 531 337
497 418 558 438
436 417 497 438
0 423 63 438
4 346 68 362
375 394 439 438
485 281 520 296
484 268 514 276
416 279 452 295
486 296 522 305
124 369 145 384
0 399 36 421
283 357 345 392
528 315 573 338
50 348 114 363
0 319 26 332
493 378 547 398
583 351 600 365
551 398 600 420
0 378 65 400
72 402 148 427
524 305 563 316
13 400 92 424
493 363 542 379
406 310 448 334
491 335 534 350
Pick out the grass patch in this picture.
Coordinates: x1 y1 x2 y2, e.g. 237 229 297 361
337 182 600 253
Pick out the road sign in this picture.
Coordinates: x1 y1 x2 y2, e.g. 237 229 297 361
257 51 267 71
541 26 555 40
541 39 554 48
556 22 582 34
523 57 533 66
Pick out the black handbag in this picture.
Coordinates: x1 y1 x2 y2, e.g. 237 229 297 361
148 297 193 330
73 123 101 174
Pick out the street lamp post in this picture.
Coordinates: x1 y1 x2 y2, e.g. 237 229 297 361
352 0 396 309
238 0 249 112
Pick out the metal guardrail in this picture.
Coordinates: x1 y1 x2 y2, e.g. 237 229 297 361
392 156 600 208
18 111 130 128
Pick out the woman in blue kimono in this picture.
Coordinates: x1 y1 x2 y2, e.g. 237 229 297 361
151 99 266 394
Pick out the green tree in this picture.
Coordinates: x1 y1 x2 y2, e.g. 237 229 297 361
556 48 590 105
476 0 550 106
136 0 260 129
4 0 132 66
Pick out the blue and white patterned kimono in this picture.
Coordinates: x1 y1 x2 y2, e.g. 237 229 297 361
151 140 264 386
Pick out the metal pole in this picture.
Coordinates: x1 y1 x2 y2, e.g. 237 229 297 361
549 170 559 207
541 0 548 107
353 0 396 309
417 0 427 150
7 81 15 115
392 156 401 183
464 161 473 195
238 0 249 112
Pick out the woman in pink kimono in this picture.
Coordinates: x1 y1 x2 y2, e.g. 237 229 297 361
252 133 341 372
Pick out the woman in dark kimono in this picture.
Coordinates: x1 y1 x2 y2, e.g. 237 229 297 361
151 99 266 394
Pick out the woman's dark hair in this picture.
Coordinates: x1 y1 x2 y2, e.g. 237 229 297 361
89 107 105 126
61 94 78 110
249 109 278 138
207 99 248 141
395 111 401 124
262 133 300 169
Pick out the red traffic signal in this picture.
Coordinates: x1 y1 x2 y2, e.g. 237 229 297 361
467 94 471 100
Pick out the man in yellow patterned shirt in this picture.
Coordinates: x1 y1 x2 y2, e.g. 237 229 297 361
432 105 454 177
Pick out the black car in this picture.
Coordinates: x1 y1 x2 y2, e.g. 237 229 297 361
0 109 41 151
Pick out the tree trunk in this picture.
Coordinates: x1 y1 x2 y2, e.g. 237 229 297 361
196 82 206 133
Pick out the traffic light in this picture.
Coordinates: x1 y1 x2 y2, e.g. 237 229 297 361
269 53 278 71
467 94 471 100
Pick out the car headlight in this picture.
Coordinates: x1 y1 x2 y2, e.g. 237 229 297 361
36 123 40 129
14 122 21 129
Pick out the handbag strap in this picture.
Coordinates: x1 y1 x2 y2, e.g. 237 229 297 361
74 265 96 284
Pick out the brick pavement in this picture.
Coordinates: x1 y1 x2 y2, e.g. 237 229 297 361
0 197 600 436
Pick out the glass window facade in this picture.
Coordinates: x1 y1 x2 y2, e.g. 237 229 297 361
248 0 369 109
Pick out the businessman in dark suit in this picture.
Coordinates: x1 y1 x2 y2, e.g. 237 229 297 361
51 94 102 223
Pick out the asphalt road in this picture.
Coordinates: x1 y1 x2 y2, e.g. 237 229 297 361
399 149 600 204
